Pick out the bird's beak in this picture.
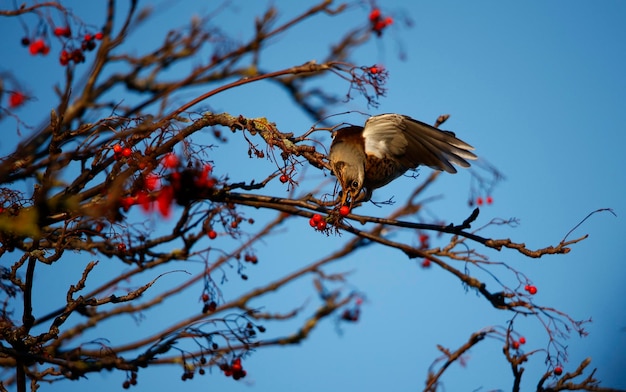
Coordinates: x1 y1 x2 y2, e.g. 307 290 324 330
340 189 349 206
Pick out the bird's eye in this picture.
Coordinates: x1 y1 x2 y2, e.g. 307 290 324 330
351 180 359 189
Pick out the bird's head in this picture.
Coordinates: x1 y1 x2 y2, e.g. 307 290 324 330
328 125 368 206
333 160 364 205
329 136 367 205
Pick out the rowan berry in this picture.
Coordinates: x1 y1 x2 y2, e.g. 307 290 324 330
369 9 381 21
207 229 217 239
554 366 563 375
59 49 70 65
54 26 71 37
29 39 47 55
144 174 160 190
8 92 25 108
162 153 179 168
70 48 85 63
373 20 386 32
339 205 350 216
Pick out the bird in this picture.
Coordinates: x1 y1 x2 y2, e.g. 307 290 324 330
328 113 477 205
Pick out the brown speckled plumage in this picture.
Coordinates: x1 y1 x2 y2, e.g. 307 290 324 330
329 113 477 204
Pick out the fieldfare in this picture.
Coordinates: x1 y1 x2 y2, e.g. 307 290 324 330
328 113 477 205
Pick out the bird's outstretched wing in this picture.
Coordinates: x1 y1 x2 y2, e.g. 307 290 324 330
362 113 477 173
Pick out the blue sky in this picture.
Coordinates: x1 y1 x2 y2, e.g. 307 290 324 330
1 1 625 391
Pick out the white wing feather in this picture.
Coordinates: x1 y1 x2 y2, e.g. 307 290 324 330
362 113 476 173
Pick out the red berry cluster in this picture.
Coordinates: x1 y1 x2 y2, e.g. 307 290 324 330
53 26 72 37
308 206 353 232
113 144 133 160
418 233 433 268
61 32 103 65
510 335 527 350
121 371 138 389
81 32 103 51
25 38 50 56
418 233 430 249
524 284 538 295
475 196 494 206
309 213 327 231
59 48 85 65
202 299 217 314
164 159 217 209
21 26 103 66
243 253 258 264
368 8 393 36
201 292 217 313
113 150 217 218
219 358 247 380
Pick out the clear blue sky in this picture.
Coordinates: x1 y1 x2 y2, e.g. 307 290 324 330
1 1 625 391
